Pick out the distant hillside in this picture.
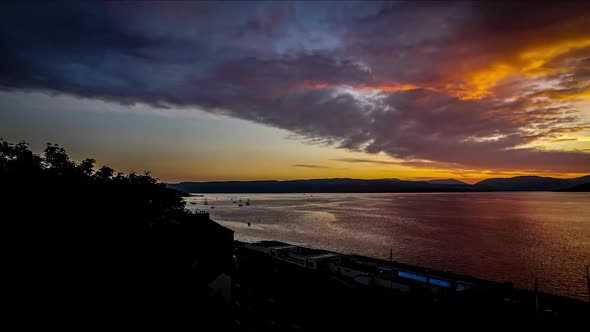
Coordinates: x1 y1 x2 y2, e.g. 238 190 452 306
473 176 590 191
167 187 191 197
558 182 590 192
168 175 590 193
426 179 469 186
167 178 471 193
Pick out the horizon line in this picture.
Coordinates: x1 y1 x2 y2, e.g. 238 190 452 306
166 174 590 185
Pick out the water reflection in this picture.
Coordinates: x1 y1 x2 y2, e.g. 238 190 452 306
185 192 590 300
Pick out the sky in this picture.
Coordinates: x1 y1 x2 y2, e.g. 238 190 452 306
1 1 589 183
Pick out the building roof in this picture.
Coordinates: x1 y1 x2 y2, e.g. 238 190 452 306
253 240 290 248
308 253 341 261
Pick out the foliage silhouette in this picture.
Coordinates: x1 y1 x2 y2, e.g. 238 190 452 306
1 139 233 330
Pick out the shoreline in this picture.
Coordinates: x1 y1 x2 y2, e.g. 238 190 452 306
235 240 588 305
229 240 588 329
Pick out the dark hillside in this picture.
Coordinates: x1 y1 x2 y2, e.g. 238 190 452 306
1 140 233 330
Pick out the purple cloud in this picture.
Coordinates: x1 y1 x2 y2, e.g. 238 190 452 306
1 1 589 173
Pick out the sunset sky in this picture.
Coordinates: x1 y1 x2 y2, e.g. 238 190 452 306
1 1 589 183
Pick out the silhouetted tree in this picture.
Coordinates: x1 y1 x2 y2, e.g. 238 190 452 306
95 165 114 180
77 158 96 176
43 143 75 172
1 139 233 330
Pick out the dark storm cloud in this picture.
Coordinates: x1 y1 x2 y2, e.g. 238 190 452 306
1 1 589 173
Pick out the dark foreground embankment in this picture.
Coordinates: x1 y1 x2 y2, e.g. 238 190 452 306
227 241 588 331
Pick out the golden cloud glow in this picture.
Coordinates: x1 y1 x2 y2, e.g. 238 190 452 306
452 63 515 100
538 86 590 100
353 83 420 93
302 81 421 93
519 37 590 75
303 37 590 103
451 37 590 100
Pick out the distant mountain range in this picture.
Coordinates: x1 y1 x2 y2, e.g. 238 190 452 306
558 182 590 192
473 176 590 191
167 175 590 193
425 179 469 186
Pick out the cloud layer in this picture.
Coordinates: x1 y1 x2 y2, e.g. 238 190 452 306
1 1 589 173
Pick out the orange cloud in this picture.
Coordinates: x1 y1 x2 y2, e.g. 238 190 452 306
519 37 590 75
353 83 420 93
448 63 515 100
301 35 590 102
302 81 424 94
446 37 590 100
537 86 590 100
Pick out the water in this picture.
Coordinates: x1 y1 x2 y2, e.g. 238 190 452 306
185 192 590 300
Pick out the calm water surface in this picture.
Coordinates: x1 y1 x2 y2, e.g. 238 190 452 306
185 192 590 300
